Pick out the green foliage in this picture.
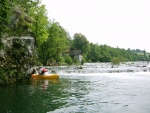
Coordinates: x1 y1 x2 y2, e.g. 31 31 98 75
0 38 35 85
0 0 39 37
0 66 16 85
9 6 30 36
111 57 121 65
72 33 89 54
63 55 72 65
29 4 49 46
86 44 150 63
72 58 80 65
0 0 43 37
38 22 70 65
0 0 9 31
88 43 102 62
0 0 9 49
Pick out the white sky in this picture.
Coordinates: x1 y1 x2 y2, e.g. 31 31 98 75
41 0 150 52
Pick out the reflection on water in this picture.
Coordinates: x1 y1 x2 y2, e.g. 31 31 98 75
0 72 150 113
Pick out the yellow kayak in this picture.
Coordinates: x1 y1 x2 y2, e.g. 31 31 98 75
31 74 59 79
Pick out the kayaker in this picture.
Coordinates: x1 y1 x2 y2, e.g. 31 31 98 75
31 68 36 74
38 66 48 75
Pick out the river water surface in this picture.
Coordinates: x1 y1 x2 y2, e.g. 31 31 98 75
1 63 150 113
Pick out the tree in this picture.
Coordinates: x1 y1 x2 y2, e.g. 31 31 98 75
64 54 72 65
0 0 40 37
8 5 32 36
38 22 69 65
111 57 121 65
87 43 102 62
29 4 49 47
72 33 89 55
0 0 9 49
100 45 112 62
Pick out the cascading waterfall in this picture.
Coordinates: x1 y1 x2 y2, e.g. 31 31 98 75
43 61 150 74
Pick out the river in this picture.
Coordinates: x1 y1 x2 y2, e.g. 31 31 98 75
0 62 150 113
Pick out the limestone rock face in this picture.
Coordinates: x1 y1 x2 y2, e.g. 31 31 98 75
0 36 35 85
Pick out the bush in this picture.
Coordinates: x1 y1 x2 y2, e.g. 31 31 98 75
111 57 121 65
64 55 72 65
